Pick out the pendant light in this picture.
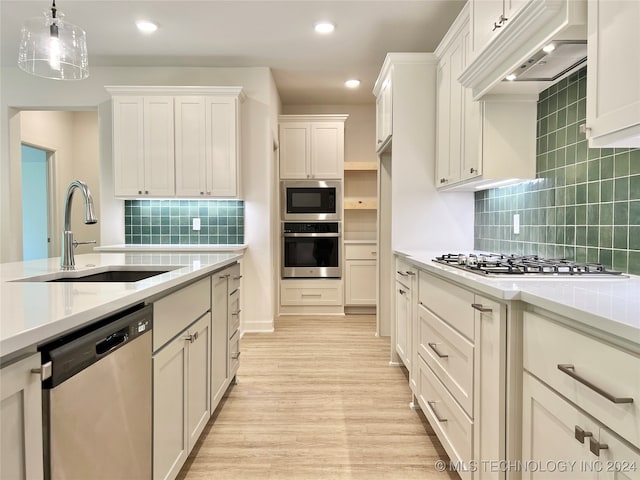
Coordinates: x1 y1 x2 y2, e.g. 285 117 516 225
18 0 89 80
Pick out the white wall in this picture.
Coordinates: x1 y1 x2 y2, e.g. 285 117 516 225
1 65 279 332
20 110 100 259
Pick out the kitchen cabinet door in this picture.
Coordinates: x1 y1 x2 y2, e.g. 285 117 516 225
187 314 211 453
345 260 376 306
153 336 188 480
469 0 527 62
0 354 44 480
211 271 229 410
205 96 239 196
143 96 176 196
310 123 344 179
279 123 310 179
586 0 640 148
522 373 599 480
395 281 411 368
376 74 392 151
175 96 207 197
113 96 145 196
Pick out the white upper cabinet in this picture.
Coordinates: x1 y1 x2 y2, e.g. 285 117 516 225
175 95 241 197
375 73 393 152
469 0 528 62
461 0 587 99
108 86 244 199
112 95 175 197
585 0 640 148
279 115 347 180
436 5 537 191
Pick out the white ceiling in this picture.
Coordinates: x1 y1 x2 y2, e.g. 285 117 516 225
0 0 465 105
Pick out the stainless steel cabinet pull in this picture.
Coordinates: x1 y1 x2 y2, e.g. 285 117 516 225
427 401 448 423
557 364 634 404
301 293 322 297
231 352 241 360
406 271 416 276
396 270 408 276
439 178 447 184
138 190 142 195
183 332 198 343
575 426 593 444
200 191 204 195
232 310 241 316
219 273 231 279
428 343 449 359
471 303 493 313
229 288 239 296
145 190 149 194
492 21 502 31
589 437 608 457
31 361 52 381
470 168 477 174
399 289 406 295
232 275 243 280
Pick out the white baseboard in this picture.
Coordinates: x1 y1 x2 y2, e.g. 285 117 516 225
241 320 275 334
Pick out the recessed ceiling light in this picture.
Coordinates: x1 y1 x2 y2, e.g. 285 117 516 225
505 74 517 81
136 21 158 33
314 22 335 34
345 79 360 89
542 43 556 53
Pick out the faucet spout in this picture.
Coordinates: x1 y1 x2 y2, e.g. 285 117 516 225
61 180 98 270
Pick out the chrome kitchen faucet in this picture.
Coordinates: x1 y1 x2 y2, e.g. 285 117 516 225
61 180 98 270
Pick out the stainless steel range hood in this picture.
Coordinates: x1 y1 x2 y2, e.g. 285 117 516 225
504 41 587 82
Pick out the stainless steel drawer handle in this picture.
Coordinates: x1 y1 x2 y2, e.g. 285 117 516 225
183 331 199 343
232 275 243 280
232 310 241 316
427 401 448 423
428 343 448 359
589 437 608 457
574 426 593 444
31 361 52 381
557 364 634 404
301 293 322 297
231 352 241 360
219 273 230 279
399 289 406 295
406 271 416 276
471 303 493 313
396 270 408 276
229 288 239 296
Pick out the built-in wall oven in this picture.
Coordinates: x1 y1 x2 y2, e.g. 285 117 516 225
282 222 341 278
281 180 341 221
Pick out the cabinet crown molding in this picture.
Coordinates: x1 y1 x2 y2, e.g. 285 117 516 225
105 85 246 101
435 3 470 58
278 114 348 123
373 53 437 96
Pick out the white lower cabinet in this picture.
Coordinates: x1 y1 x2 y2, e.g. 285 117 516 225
0 353 44 480
153 313 211 480
280 279 343 306
344 243 377 306
410 269 507 479
522 310 640 479
395 259 416 372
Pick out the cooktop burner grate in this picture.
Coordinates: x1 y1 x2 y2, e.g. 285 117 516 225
433 253 624 277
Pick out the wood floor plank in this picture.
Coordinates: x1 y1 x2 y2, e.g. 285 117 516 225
177 315 458 480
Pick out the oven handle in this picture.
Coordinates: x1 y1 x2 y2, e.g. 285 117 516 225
283 233 341 238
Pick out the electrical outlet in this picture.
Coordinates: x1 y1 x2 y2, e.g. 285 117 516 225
513 214 520 235
192 218 201 231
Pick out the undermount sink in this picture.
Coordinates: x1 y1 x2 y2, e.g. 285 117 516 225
14 266 180 283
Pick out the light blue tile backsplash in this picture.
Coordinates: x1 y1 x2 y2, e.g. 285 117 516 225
474 67 640 274
125 199 244 245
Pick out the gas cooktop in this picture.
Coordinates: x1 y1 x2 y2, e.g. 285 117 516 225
433 253 626 277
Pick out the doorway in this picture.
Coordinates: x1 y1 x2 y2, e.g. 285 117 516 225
21 144 53 260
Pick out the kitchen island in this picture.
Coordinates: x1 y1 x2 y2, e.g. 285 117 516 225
0 252 241 360
0 251 243 480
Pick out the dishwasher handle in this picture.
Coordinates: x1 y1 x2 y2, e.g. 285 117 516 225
96 328 129 357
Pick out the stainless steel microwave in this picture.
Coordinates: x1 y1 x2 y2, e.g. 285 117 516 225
280 180 341 221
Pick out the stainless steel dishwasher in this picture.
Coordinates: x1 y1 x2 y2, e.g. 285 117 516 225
39 303 153 480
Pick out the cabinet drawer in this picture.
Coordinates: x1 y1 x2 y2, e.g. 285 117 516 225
228 288 240 337
395 259 416 286
154 278 210 351
524 312 640 449
418 304 474 417
229 330 240 377
419 271 474 341
280 280 343 306
345 244 377 260
418 356 472 472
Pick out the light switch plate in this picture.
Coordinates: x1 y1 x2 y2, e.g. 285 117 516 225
192 218 201 231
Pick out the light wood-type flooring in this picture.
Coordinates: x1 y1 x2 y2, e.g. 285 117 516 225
177 315 457 480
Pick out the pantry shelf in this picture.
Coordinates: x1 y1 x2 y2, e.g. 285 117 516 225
344 198 378 210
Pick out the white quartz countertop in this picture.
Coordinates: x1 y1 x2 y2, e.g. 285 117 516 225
94 244 248 253
0 252 241 359
396 250 640 346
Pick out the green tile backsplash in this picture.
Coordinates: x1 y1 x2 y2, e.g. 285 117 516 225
125 199 244 245
474 67 640 274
